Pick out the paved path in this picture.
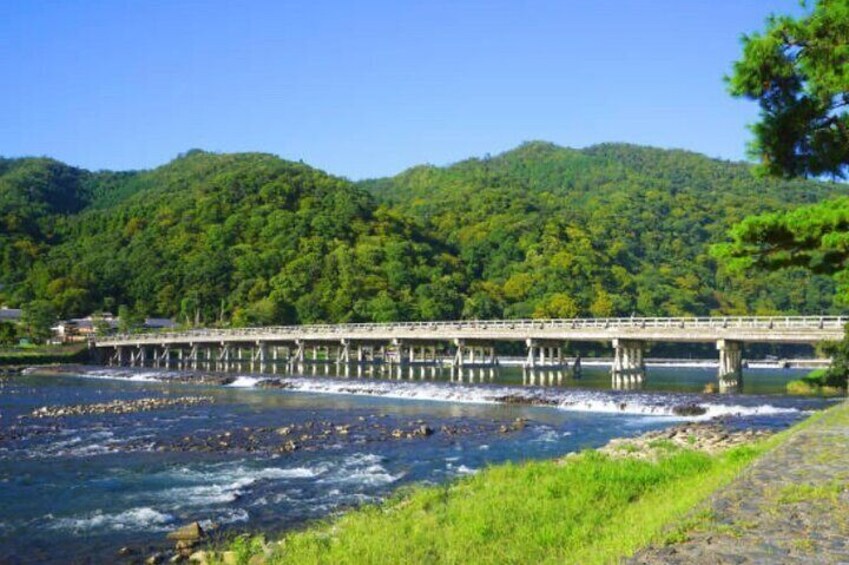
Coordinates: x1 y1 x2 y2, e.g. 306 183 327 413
630 400 849 564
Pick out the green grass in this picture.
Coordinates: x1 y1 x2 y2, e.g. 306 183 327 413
219 446 765 564
0 343 89 366
776 481 843 504
215 402 846 565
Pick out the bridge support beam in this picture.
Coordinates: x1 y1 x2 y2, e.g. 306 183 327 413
611 339 645 385
253 342 266 363
525 340 568 369
154 346 169 368
110 346 124 367
717 339 743 389
453 339 465 367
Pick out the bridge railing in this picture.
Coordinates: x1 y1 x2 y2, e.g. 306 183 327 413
95 316 848 344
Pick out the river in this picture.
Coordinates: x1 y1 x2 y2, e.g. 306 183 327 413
0 365 836 564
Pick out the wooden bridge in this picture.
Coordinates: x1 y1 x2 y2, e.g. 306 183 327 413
93 316 845 386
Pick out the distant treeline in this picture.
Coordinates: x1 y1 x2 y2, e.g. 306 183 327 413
1 143 845 326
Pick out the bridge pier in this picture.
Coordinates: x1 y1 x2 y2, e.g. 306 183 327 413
611 339 645 384
253 342 266 363
452 340 496 367
154 346 169 368
717 339 743 389
525 340 569 370
218 344 230 368
453 339 465 367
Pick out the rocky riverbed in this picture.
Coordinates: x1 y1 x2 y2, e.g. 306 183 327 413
28 396 214 418
121 415 528 456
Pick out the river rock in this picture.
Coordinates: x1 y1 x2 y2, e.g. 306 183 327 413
145 553 165 565
672 403 707 417
188 551 209 564
167 522 204 542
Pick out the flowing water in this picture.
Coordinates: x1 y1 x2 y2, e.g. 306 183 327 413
0 364 836 564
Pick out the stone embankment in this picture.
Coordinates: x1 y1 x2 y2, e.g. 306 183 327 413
28 396 213 418
630 401 849 564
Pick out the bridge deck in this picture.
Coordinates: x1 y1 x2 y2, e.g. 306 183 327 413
95 316 847 347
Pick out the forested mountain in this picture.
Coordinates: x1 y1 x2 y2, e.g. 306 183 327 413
361 142 844 318
0 143 845 326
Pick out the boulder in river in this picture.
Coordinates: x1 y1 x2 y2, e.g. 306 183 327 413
166 521 205 542
672 404 708 417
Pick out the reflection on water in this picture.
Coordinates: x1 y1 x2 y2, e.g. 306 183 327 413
108 355 820 395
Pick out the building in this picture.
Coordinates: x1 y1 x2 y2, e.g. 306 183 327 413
0 307 23 323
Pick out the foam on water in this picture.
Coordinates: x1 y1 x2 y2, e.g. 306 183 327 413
67 367 803 424
318 453 404 487
269 375 800 422
80 369 162 382
228 376 262 388
153 463 328 507
50 507 174 533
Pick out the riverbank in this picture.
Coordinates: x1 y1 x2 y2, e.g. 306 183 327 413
631 398 849 563
198 407 828 564
0 344 89 369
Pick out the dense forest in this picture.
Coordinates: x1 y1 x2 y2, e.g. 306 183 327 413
0 143 846 327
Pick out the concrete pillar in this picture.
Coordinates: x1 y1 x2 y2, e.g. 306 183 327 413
717 339 743 388
254 342 266 363
525 339 536 368
611 339 646 384
454 339 465 368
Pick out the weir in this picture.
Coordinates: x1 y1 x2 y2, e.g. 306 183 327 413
93 316 845 388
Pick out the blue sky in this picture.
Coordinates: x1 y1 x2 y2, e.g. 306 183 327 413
1 1 803 179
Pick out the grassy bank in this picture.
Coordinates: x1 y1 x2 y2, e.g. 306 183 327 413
202 408 840 565
786 368 846 396
0 344 89 366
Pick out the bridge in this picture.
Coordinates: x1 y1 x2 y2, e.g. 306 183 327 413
93 316 846 387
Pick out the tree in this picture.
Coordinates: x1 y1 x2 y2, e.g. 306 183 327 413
711 197 849 303
728 0 849 179
0 322 17 346
21 300 56 344
117 305 144 334
533 293 580 319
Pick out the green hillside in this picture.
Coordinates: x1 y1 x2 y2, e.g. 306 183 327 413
360 142 844 319
0 143 845 325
